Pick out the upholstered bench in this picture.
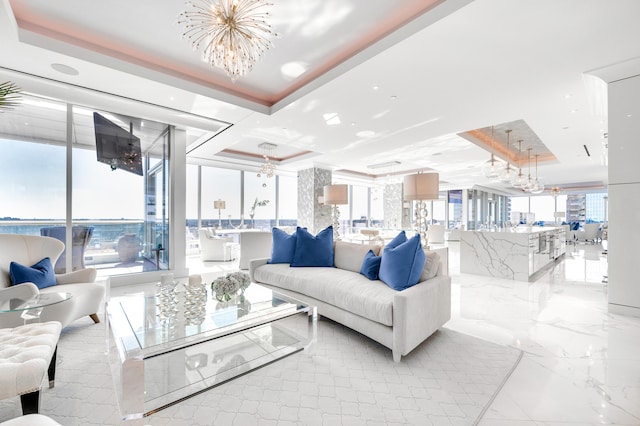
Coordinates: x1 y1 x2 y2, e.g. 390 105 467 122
0 414 62 426
0 321 62 414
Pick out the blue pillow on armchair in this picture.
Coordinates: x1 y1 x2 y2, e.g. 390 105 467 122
10 257 57 289
268 227 298 264
291 226 334 267
378 231 426 291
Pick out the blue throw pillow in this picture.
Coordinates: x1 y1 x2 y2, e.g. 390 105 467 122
360 250 382 280
10 257 57 289
378 233 426 291
386 230 408 248
268 228 298 264
291 226 334 267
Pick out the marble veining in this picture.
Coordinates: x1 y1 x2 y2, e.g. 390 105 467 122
461 230 531 280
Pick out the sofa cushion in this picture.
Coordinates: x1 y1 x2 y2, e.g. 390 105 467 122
334 241 381 273
419 250 441 281
291 226 334 267
360 250 382 280
379 231 426 291
253 263 395 326
10 257 56 289
268 228 298 264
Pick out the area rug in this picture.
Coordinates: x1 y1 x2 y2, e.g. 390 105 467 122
0 317 522 425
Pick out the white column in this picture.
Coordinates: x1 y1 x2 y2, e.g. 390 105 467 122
592 60 640 317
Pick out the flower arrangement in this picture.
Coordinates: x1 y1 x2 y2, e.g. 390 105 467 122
249 197 269 227
211 271 250 302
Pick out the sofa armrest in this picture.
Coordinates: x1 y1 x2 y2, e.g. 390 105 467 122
55 268 97 285
249 258 270 282
392 274 451 359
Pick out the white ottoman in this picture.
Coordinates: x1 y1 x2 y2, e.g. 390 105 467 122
0 321 62 415
0 414 62 426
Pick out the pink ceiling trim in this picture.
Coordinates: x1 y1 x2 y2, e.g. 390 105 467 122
10 0 444 107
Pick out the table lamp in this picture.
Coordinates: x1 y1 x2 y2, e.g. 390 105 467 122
403 172 439 247
214 199 226 229
323 184 348 240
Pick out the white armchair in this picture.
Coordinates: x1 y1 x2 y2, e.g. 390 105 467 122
0 234 103 328
576 223 601 244
428 224 445 244
238 231 273 270
198 229 238 261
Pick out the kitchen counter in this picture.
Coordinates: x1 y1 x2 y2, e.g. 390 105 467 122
460 226 566 281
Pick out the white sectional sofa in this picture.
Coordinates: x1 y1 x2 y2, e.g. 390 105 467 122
249 241 451 362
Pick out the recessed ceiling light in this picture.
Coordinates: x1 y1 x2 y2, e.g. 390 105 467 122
627 114 633 118
564 93 572 99
390 95 397 100
350 122 356 126
281 62 307 79
570 109 578 113
323 113 340 125
51 63 79 76
356 130 376 138
372 85 379 91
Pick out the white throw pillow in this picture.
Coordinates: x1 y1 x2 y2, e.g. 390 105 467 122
334 241 381 273
419 250 441 282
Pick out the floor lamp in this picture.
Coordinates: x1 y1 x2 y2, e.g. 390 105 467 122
323 184 348 240
214 199 226 229
403 173 439 248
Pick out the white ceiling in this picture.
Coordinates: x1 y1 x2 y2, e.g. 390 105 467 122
1 0 639 194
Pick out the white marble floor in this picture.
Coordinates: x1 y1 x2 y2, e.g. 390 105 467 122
444 242 640 425
160 243 640 425
3 242 637 425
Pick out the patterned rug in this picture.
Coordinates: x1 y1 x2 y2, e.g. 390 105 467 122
0 317 521 425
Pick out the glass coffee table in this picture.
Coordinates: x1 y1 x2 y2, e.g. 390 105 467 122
107 281 316 419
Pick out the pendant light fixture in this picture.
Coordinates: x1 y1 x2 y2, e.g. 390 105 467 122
500 129 516 183
529 154 545 194
523 147 533 192
512 139 528 188
481 126 502 180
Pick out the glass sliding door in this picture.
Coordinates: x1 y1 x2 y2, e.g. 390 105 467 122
69 107 171 275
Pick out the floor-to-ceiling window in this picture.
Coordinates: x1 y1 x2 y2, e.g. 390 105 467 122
200 167 241 228
244 172 276 229
277 174 298 227
0 94 173 276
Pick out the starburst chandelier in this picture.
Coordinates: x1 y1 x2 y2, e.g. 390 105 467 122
178 0 276 82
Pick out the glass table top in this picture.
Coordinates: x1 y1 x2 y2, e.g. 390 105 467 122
109 282 304 357
0 292 73 313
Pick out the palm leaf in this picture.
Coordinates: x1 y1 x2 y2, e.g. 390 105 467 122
0 81 21 112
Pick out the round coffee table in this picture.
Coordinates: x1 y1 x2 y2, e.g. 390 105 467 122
0 292 73 324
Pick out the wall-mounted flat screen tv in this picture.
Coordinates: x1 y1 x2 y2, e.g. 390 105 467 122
94 112 143 176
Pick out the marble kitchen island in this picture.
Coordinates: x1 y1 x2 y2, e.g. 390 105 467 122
460 226 566 281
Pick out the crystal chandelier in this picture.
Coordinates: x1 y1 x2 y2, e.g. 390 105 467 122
257 142 276 180
178 0 276 82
